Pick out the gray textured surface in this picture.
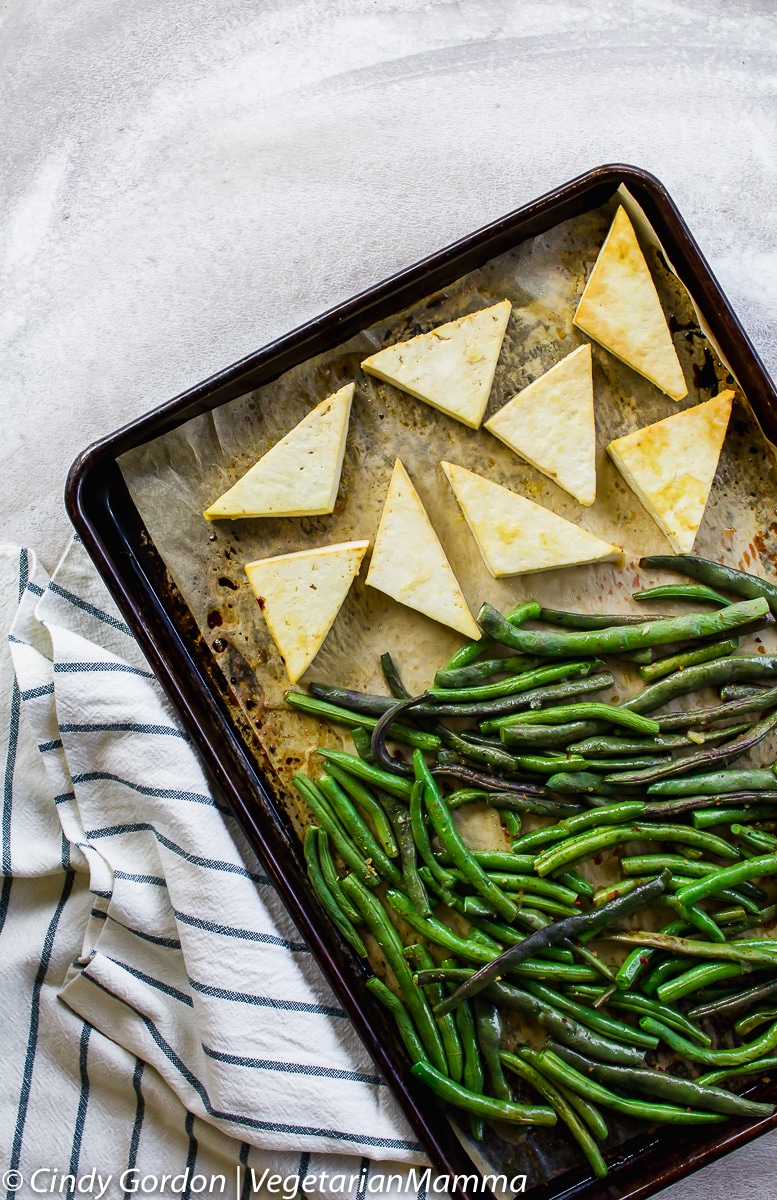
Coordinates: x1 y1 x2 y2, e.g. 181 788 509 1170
3 0 777 1192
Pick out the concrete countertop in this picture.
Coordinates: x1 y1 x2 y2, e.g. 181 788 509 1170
3 0 777 1194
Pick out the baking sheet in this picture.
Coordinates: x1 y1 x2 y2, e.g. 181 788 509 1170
119 196 777 1183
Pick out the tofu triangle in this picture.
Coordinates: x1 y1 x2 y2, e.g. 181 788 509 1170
245 540 369 684
204 383 354 519
441 461 622 578
361 300 511 429
574 207 688 401
366 460 480 638
485 344 596 505
607 391 734 554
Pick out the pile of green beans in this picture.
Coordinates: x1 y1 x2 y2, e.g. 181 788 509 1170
285 554 777 1180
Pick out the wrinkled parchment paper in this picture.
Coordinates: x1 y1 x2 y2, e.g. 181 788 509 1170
120 197 777 1182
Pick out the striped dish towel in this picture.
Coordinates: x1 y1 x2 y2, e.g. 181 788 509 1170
2 537 435 1197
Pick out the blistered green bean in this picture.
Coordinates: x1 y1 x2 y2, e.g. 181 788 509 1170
479 597 768 659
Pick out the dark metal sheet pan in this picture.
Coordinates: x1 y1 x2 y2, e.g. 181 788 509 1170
66 164 777 1200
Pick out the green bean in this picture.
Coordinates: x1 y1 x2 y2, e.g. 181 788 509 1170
409 778 456 890
514 802 647 854
380 651 410 700
648 769 777 796
571 985 711 1045
676 854 777 906
524 981 658 1049
441 780 579 818
485 981 646 1065
466 918 577 964
621 858 759 912
613 648 654 664
378 791 430 916
547 1043 774 1120
724 682 773 699
697 1058 777 1087
585 755 671 771
735 1008 777 1037
340 873 447 1073
545 771 638 796
436 873 671 1014
435 726 533 775
473 674 616 729
657 962 745 1004
500 1051 607 1178
321 762 398 858
303 827 367 957
316 829 361 922
385 889 493 962
606 710 777 786
551 1081 609 1142
640 553 777 616
436 604 539 681
437 849 536 871
500 703 660 736
435 655 541 689
286 691 440 749
639 637 740 683
633 583 733 606
365 977 428 1064
473 999 510 1100
317 748 413 798
410 1061 556 1125
641 1015 777 1067
499 808 522 840
719 903 777 937
694 806 777 829
452 997 486 1141
293 774 379 885
533 823 739 877
733 823 777 851
716 906 749 923
464 894 577 920
625 657 777 716
535 1049 725 1124
555 870 595 898
481 873 580 905
656 687 777 731
592 879 642 907
538 607 669 629
604 931 777 967
428 659 605 705
479 596 768 659
659 895 726 943
317 774 403 885
621 854 720 878
350 726 374 761
514 754 591 774
569 727 747 755
405 946 463 1082
481 720 605 748
413 751 517 922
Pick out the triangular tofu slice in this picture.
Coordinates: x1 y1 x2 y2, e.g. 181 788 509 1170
441 461 623 578
607 391 734 554
361 300 511 429
485 344 596 505
574 207 687 401
204 383 354 519
245 540 369 684
366 460 480 638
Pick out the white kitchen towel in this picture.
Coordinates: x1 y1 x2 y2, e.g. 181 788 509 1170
2 536 432 1190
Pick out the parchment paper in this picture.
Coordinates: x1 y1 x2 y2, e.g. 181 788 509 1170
119 198 777 1182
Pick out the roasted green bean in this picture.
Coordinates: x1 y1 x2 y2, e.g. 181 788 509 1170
479 597 768 659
